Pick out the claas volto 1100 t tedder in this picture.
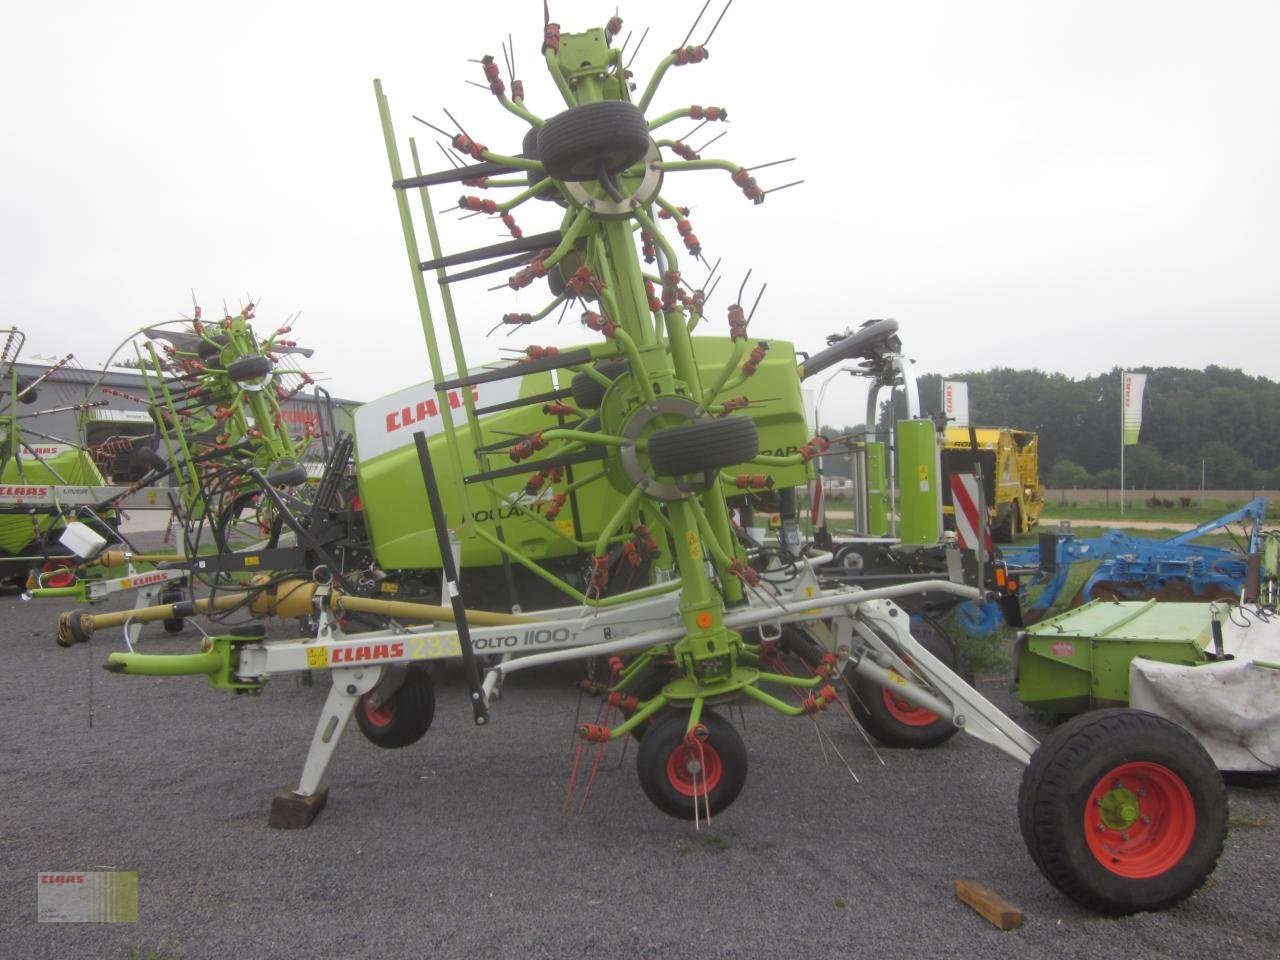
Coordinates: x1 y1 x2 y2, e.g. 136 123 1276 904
69 5 1228 916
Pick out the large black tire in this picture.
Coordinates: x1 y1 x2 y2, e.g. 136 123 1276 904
648 417 759 476
265 458 308 488
637 709 747 820
226 354 273 382
354 668 436 749
522 126 561 202
569 358 629 410
992 503 1019 543
846 617 971 749
537 100 651 182
1019 708 1226 915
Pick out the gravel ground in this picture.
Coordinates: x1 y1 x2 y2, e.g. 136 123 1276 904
4 575 1279 960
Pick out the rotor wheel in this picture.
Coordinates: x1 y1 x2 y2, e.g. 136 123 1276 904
537 100 652 182
226 354 273 383
846 617 971 749
637 709 747 820
569 358 629 410
522 125 562 202
1019 708 1226 914
647 416 759 476
354 668 437 750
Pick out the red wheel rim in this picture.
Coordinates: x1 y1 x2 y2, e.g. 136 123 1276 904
362 691 398 729
42 560 76 589
881 660 939 727
666 742 723 797
1084 761 1196 878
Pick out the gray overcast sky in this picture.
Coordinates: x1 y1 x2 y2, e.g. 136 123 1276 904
2 0 1277 426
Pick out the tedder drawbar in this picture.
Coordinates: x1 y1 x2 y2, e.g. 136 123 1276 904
66 8 1229 916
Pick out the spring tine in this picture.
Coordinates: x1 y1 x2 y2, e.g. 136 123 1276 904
680 0 711 50
412 114 453 138
746 282 767 325
625 26 649 70
702 0 735 46
814 717 860 783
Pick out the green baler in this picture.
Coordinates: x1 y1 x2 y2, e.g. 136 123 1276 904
354 336 810 574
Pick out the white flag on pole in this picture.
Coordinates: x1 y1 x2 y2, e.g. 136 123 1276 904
943 380 969 428
1122 372 1146 445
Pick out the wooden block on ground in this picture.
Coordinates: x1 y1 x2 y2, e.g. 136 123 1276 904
955 879 1025 930
268 786 329 829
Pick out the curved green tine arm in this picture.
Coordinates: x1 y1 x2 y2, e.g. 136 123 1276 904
701 338 750 406
636 52 679 113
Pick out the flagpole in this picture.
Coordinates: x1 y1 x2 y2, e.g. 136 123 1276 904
1120 371 1125 516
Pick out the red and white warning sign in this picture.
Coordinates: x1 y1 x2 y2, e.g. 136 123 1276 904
809 477 825 528
949 472 991 553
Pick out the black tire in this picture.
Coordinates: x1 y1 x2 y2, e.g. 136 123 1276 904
160 584 186 634
648 416 759 477
637 709 747 820
197 336 228 361
537 100 651 182
846 617 971 749
1019 708 1227 915
547 263 567 297
522 126 561 202
992 503 1019 543
265 459 308 488
354 669 436 749
226 354 273 382
569 358 629 410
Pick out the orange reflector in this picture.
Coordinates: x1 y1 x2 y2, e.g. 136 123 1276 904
1007 579 1018 592
995 567 1006 587
696 611 714 628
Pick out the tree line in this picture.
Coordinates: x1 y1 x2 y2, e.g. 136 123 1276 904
823 365 1280 490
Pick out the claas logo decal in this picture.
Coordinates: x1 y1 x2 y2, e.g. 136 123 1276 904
330 641 406 664
385 387 479 432
0 485 50 496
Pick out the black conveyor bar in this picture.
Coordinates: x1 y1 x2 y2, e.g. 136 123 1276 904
436 348 592 390
393 157 524 191
474 387 573 417
465 448 609 484
419 231 563 272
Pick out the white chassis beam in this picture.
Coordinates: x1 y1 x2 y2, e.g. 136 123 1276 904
195 560 1040 799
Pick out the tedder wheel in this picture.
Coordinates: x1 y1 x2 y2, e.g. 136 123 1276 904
226 354 273 383
354 668 436 749
265 458 308 488
637 709 747 820
569 358 629 410
648 416 759 476
522 126 562 202
537 100 652 182
1018 708 1226 914
846 617 972 749
160 584 186 634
